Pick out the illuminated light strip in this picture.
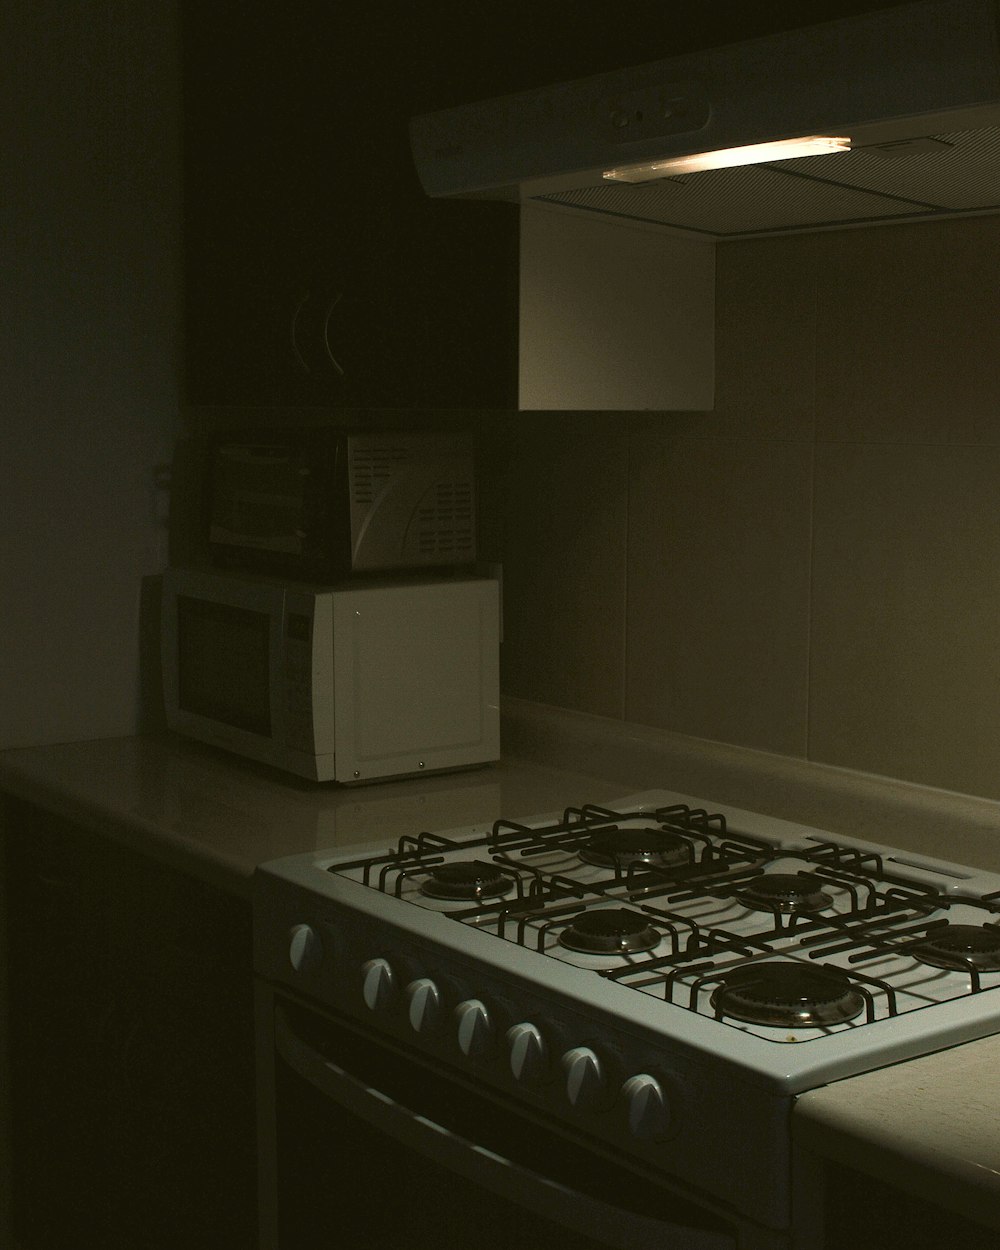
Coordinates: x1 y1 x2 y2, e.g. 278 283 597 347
603 136 852 183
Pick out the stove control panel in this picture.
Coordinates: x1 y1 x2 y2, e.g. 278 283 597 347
262 887 791 1208
354 947 681 1142
278 923 692 1137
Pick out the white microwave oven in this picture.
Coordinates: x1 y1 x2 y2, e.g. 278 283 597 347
161 567 500 783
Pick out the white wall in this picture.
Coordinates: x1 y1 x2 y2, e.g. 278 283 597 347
1 0 181 747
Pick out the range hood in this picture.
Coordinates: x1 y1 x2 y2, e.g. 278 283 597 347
409 0 1000 239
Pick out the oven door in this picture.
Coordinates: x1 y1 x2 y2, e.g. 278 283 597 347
257 987 767 1250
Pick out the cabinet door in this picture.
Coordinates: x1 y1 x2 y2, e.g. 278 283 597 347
181 1 518 408
4 802 256 1250
103 851 256 1249
5 814 113 1246
519 203 715 411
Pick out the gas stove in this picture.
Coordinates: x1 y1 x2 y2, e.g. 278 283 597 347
254 788 1000 1237
296 791 1000 1060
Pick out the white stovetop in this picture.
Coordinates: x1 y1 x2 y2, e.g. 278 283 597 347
295 786 1000 1093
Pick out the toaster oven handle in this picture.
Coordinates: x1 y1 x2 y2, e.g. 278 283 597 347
274 1006 735 1250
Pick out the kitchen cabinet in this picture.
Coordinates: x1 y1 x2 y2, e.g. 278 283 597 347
518 203 715 411
821 1161 998 1249
180 1 730 413
181 1 518 409
4 801 256 1249
181 3 909 414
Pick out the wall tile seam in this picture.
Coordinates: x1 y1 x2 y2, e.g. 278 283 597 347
813 437 1000 448
618 416 633 723
643 431 815 446
803 264 819 767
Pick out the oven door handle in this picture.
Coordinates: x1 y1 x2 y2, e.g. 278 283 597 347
274 1007 735 1250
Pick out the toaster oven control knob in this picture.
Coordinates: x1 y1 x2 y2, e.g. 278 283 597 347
361 957 395 1013
287 924 322 974
405 977 442 1033
621 1074 671 1140
455 998 493 1058
507 1023 547 1084
562 1047 606 1111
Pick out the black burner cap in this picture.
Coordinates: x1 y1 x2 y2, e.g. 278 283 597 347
559 907 661 955
711 961 866 1028
579 827 692 871
736 872 833 916
420 860 512 901
910 923 1000 972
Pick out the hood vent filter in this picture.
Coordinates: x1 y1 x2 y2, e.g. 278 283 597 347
534 126 1000 238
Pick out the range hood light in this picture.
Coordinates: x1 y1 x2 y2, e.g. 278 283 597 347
603 136 853 183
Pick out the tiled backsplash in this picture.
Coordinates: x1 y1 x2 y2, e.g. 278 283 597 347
480 213 1000 802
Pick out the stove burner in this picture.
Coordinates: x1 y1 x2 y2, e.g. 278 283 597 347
736 872 833 916
711 962 866 1028
910 924 1000 972
578 826 691 871
419 860 513 901
559 907 661 955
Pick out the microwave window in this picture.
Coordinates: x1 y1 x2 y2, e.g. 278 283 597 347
176 596 272 736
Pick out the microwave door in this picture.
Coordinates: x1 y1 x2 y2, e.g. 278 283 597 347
331 579 500 784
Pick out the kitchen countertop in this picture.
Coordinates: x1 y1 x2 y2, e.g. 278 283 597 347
0 731 625 898
793 1034 1000 1233
3 702 1000 1235
5 696 1000 894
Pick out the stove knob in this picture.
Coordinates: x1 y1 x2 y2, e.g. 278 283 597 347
361 957 395 1012
455 998 493 1058
405 977 442 1033
562 1046 606 1111
507 1022 548 1084
288 923 322 974
621 1073 671 1140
